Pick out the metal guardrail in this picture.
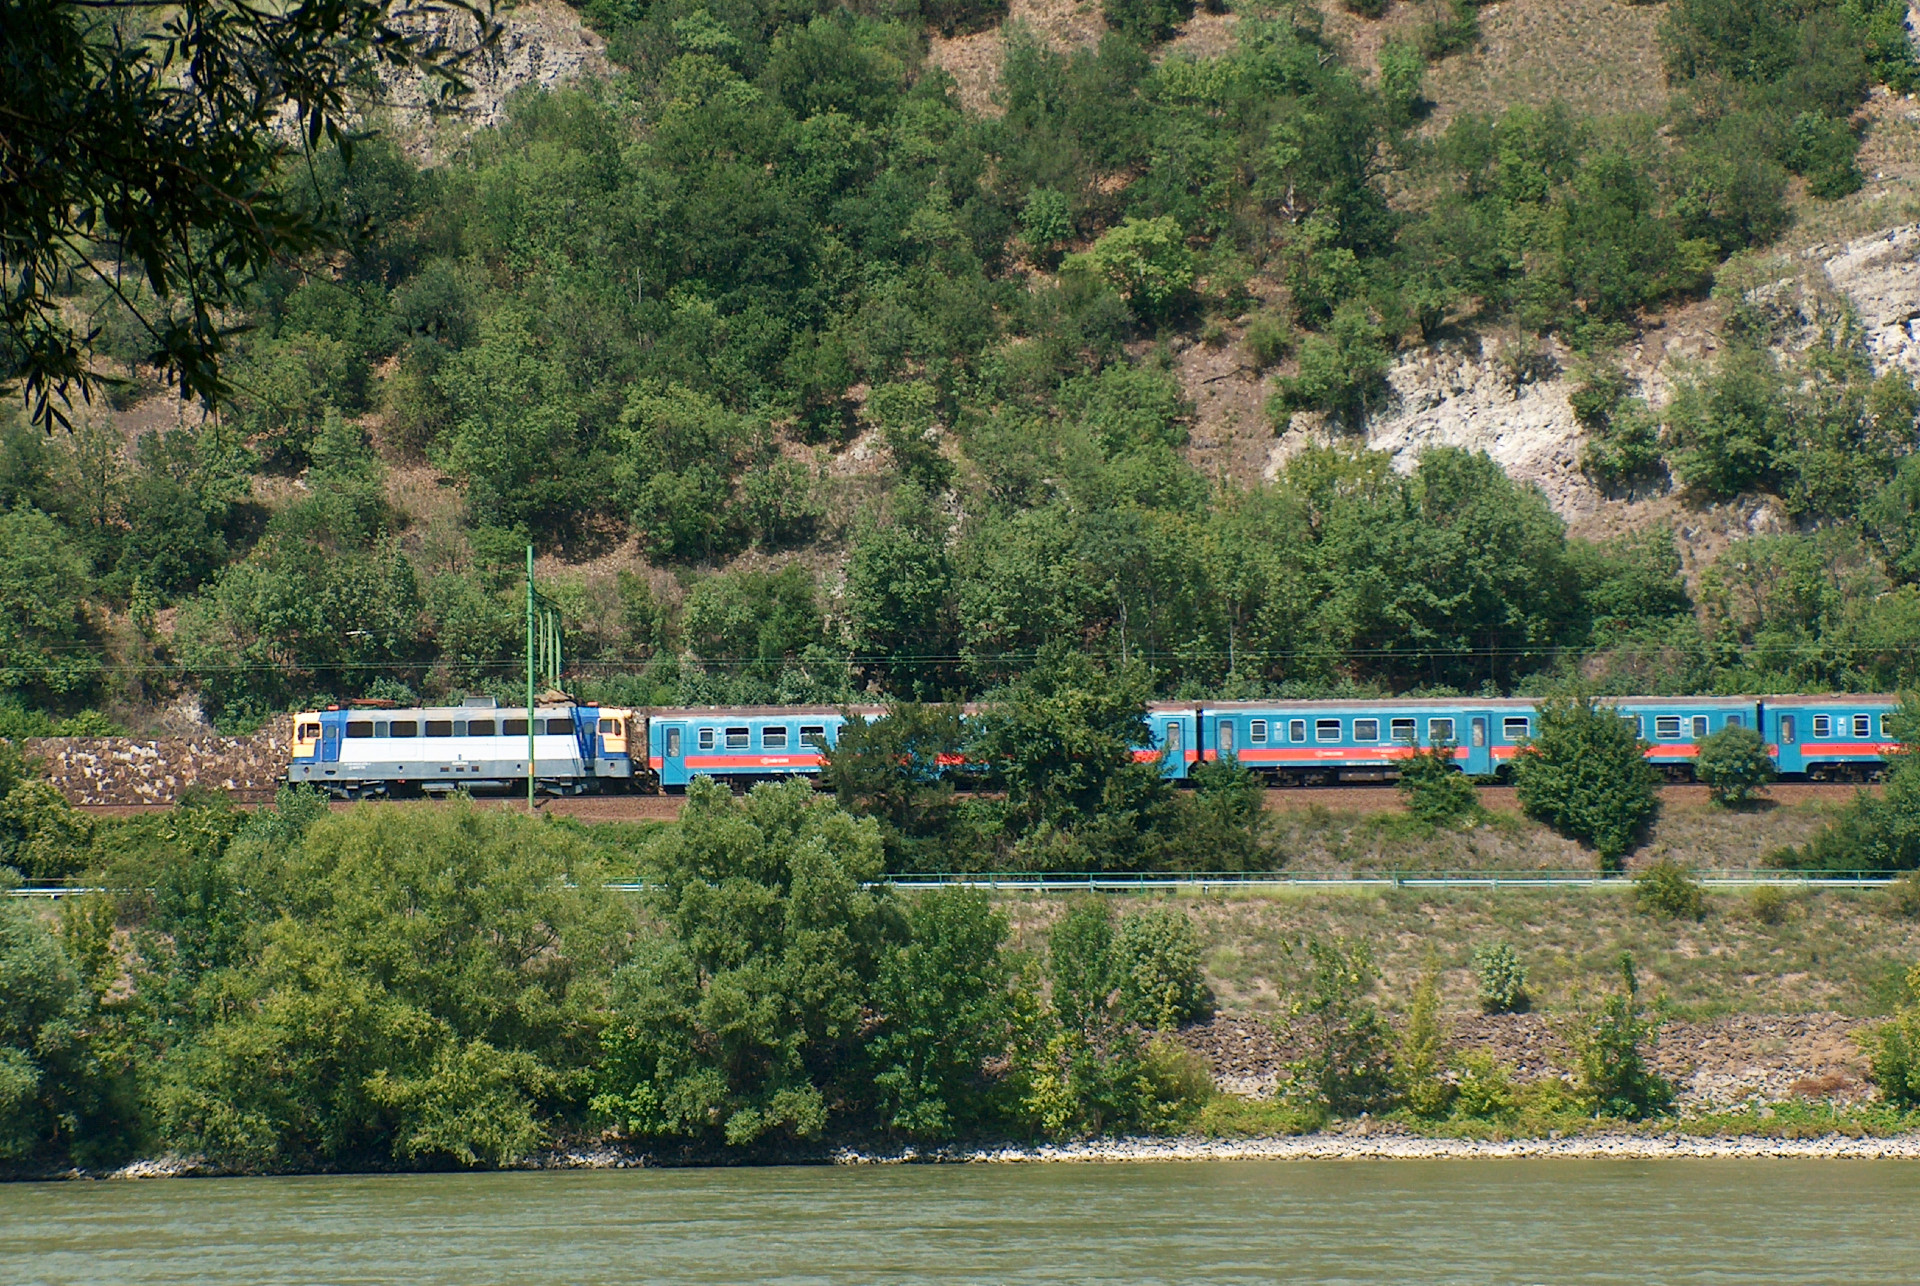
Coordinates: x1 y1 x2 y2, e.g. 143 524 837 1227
12 870 1902 898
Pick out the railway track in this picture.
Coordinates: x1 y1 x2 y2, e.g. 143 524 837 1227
70 780 1874 820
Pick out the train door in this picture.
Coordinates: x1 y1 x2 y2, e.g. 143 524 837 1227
321 722 341 763
1772 709 1803 775
658 721 689 787
1465 716 1491 776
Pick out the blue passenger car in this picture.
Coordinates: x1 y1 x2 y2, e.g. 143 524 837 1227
647 706 886 789
1763 694 1900 780
1199 699 1541 782
1607 697 1760 780
1144 704 1199 780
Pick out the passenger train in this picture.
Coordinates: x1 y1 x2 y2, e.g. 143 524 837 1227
286 693 1904 798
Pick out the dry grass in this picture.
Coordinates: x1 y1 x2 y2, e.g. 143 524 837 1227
996 883 1920 1020
1233 791 1847 874
1419 0 1668 127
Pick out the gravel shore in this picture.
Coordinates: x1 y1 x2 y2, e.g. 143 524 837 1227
840 1133 1920 1163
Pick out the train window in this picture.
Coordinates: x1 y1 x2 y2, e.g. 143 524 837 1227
1428 717 1454 743
1219 723 1236 755
1165 723 1182 753
724 726 750 750
1315 718 1341 742
666 728 682 757
1390 718 1415 743
598 718 618 734
468 720 495 737
1290 720 1307 743
1502 717 1530 740
1249 720 1268 744
1855 714 1872 738
390 721 418 738
1691 716 1709 739
1353 719 1379 742
539 718 566 735
346 721 374 738
425 720 453 738
502 719 529 737
1726 714 1742 728
297 722 320 740
801 725 827 748
1779 715 1796 744
763 726 789 750
1813 715 1831 738
697 727 715 750
1620 714 1642 737
1655 716 1681 739
1470 718 1486 748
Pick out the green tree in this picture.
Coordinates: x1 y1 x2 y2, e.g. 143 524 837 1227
1569 952 1673 1119
1396 739 1480 826
966 645 1174 868
592 779 900 1146
1511 691 1661 866
0 508 99 705
867 889 1020 1139
1282 937 1394 1120
1693 724 1774 805
1394 965 1454 1118
1063 217 1195 320
820 704 967 872
1110 906 1212 1031
1 0 490 425
156 802 625 1169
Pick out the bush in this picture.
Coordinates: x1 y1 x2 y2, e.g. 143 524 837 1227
1865 963 1920 1108
1395 966 1453 1118
1634 858 1706 920
1694 724 1774 805
1111 906 1214 1031
1450 1052 1518 1121
1244 311 1292 370
1511 691 1662 866
1471 941 1529 1014
1062 217 1195 320
1569 952 1673 1119
1274 303 1391 427
1743 883 1792 925
1282 937 1394 1119
1102 0 1194 42
1396 740 1480 827
1784 705 1920 873
1887 871 1920 919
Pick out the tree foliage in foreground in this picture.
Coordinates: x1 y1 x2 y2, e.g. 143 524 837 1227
1512 692 1662 865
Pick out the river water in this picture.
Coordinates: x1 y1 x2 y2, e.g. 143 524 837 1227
5 1159 1917 1284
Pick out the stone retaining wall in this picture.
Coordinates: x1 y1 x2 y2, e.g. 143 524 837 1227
21 717 294 805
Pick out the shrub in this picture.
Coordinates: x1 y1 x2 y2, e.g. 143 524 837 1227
1864 963 1920 1108
1111 906 1214 1031
1274 302 1391 427
1694 724 1774 806
1635 859 1707 921
1396 740 1480 827
1062 217 1195 319
1395 966 1453 1118
1511 690 1662 866
1450 1052 1518 1121
1471 941 1529 1014
1569 952 1673 1120
1887 871 1920 919
1102 0 1194 42
1282 937 1395 1119
1020 188 1072 260
1243 311 1293 370
1744 883 1792 925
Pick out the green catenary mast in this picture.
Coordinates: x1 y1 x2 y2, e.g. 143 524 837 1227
525 544 566 809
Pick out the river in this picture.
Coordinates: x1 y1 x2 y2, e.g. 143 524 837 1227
5 1159 1916 1284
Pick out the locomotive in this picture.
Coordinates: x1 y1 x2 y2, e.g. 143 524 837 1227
286 693 1903 799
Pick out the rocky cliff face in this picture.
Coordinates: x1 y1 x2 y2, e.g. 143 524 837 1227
1262 222 1920 523
375 1 610 159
